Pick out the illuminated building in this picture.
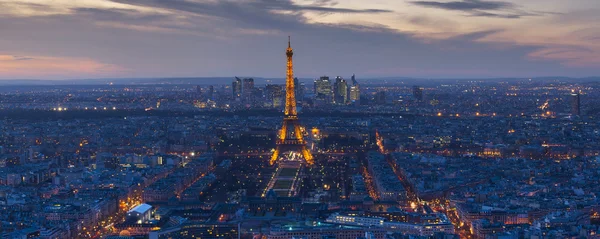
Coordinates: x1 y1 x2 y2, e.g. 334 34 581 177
471 219 505 239
350 85 360 102
266 84 284 108
208 85 214 100
242 78 254 94
334 76 348 105
149 223 238 239
314 76 333 104
242 77 254 102
267 223 386 239
126 204 153 223
326 212 454 236
270 37 313 165
349 74 360 104
480 147 502 158
232 77 242 99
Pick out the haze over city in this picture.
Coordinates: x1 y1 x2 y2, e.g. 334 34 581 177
1 0 599 79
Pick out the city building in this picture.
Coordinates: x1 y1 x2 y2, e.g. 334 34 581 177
242 78 254 103
294 77 305 103
326 212 454 236
334 76 348 105
267 223 386 239
314 76 333 104
232 77 242 99
126 204 153 223
266 84 284 108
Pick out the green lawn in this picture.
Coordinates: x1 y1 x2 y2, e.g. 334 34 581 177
278 168 299 177
273 179 294 189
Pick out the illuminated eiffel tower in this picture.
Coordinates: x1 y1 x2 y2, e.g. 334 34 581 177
270 37 314 165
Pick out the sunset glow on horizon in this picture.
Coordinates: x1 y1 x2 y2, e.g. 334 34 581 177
0 0 599 79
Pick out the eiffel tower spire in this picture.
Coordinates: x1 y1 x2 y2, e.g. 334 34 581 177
270 37 313 165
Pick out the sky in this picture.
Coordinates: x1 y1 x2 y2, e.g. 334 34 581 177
0 0 599 80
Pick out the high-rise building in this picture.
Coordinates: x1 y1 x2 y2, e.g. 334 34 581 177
207 85 214 100
314 76 333 104
196 85 202 96
351 74 358 86
294 77 305 102
242 78 254 98
349 74 360 104
413 85 423 101
571 90 581 116
334 76 348 105
232 77 242 99
350 85 360 102
266 84 283 108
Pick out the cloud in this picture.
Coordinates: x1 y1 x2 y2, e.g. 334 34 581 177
411 0 513 11
0 2 69 16
110 0 392 15
0 0 597 79
0 54 126 78
105 0 392 33
410 0 553 19
528 45 600 68
12 55 34 61
73 8 169 22
469 10 524 19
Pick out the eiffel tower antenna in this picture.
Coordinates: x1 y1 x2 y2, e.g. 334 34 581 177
270 36 313 165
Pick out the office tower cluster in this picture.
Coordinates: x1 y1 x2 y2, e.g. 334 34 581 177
232 77 255 103
226 74 360 109
314 74 360 105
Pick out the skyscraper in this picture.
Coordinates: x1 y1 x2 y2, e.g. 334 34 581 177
232 77 242 99
350 85 360 102
413 85 423 101
294 77 305 103
334 76 348 105
314 76 333 104
351 74 358 86
349 74 360 104
571 90 581 116
196 85 202 96
242 78 255 103
266 84 283 108
207 85 214 100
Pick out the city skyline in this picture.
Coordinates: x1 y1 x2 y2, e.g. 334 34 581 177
3 2 600 238
1 0 599 80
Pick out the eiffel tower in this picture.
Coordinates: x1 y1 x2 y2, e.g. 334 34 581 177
270 37 314 165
